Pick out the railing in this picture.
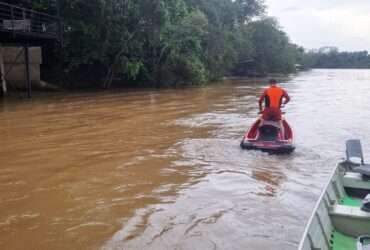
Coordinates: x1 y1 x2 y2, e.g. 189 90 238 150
0 1 60 40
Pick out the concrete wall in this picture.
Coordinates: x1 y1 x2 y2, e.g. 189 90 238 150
3 47 42 89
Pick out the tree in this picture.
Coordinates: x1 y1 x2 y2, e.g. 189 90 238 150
247 17 296 74
41 0 305 88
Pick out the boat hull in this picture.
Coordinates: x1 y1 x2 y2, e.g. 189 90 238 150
299 163 370 250
240 139 295 154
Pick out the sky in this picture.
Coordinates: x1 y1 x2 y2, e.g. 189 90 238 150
265 0 370 51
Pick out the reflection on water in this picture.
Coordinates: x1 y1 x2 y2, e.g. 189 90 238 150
1 70 370 249
252 167 286 197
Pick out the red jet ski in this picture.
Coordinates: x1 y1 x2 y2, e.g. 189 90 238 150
240 116 295 154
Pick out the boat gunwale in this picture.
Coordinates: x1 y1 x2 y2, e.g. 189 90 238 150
298 163 342 250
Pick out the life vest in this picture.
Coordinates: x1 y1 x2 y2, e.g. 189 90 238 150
264 86 285 108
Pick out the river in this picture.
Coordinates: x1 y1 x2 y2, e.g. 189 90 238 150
1 69 370 250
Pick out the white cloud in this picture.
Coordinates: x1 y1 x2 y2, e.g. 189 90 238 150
265 0 370 51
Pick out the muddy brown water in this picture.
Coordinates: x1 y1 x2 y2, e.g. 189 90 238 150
1 69 370 250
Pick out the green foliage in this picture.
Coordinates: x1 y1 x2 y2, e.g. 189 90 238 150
125 61 144 80
160 9 209 84
247 18 296 74
36 0 304 87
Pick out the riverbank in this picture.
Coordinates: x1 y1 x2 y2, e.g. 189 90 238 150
1 72 301 99
0 74 295 100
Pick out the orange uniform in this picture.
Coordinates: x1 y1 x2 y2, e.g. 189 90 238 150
259 85 290 121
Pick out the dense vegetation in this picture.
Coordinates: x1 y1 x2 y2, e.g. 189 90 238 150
13 0 305 88
302 47 370 69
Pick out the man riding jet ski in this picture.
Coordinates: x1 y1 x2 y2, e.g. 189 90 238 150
240 79 295 154
258 79 290 121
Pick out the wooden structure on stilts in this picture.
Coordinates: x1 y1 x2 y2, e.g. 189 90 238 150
0 0 61 97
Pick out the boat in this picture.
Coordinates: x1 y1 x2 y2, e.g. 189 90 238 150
299 140 370 250
240 116 295 154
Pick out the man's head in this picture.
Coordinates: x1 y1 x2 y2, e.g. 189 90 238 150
269 79 277 86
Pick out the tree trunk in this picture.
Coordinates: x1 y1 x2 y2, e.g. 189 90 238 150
103 66 114 89
0 45 7 95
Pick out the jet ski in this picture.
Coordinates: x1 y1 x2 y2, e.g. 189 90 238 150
240 116 295 154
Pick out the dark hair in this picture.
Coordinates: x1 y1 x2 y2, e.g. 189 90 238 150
269 79 277 84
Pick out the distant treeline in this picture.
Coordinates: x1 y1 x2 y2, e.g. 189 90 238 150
17 0 307 88
302 47 370 69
